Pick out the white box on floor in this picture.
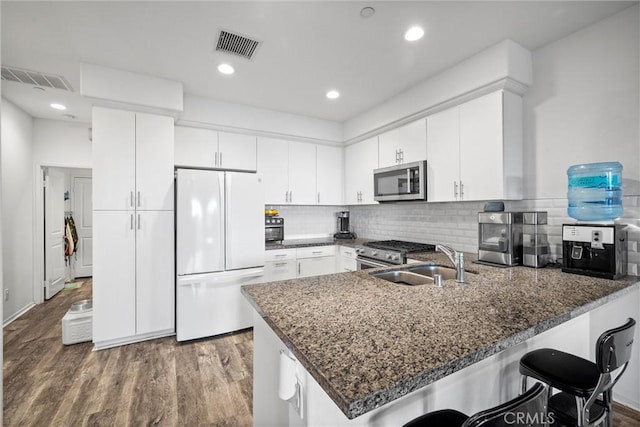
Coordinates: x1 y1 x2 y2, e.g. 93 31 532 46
62 299 93 345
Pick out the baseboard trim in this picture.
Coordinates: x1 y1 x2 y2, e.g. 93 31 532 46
3 303 36 328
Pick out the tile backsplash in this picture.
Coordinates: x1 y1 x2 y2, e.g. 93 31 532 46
272 195 640 275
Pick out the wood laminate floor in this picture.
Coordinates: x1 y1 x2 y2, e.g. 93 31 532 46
3 280 640 426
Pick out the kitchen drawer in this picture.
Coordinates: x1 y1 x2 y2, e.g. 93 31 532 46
339 246 357 259
265 248 296 262
264 259 297 282
296 245 336 259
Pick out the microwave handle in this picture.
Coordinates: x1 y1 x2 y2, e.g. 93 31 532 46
407 169 411 193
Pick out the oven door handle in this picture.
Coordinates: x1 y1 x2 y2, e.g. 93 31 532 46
357 257 393 269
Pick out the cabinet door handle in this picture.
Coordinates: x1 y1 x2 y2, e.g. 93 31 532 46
130 191 134 208
400 149 404 163
274 262 288 267
219 152 223 166
312 251 323 255
137 214 141 230
453 181 458 199
130 213 134 230
297 262 301 275
275 253 287 258
215 152 219 167
317 192 320 204
137 191 141 207
460 181 464 199
289 191 293 203
395 149 400 164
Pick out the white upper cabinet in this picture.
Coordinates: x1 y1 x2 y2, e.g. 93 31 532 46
345 136 378 204
257 137 290 204
174 126 256 171
93 107 174 211
258 138 344 205
426 90 523 202
378 119 427 168
316 145 344 205
218 131 257 171
288 142 317 205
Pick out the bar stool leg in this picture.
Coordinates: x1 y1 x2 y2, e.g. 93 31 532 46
575 397 585 427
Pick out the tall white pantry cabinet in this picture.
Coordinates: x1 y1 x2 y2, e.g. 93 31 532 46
92 107 175 348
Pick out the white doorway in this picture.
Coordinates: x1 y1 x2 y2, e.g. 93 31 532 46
71 175 93 278
44 168 65 299
39 166 92 301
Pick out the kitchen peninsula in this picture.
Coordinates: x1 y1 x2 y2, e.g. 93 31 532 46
242 253 639 426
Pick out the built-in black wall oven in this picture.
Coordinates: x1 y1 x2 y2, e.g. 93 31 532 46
265 216 284 242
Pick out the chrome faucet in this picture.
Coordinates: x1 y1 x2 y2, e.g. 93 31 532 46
435 244 465 283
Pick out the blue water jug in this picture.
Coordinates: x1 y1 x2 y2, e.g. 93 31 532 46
567 162 623 221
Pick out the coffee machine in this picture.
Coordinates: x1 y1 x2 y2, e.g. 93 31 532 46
334 211 356 239
478 211 523 266
562 224 627 279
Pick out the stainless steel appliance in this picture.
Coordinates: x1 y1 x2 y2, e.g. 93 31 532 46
478 212 523 266
562 224 627 279
265 216 284 242
522 212 549 268
374 160 427 202
355 240 436 269
176 168 265 342
334 211 356 239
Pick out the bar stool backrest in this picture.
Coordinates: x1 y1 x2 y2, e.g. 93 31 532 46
596 318 636 374
462 383 547 427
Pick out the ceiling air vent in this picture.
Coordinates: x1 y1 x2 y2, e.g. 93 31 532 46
215 29 261 60
1 66 74 91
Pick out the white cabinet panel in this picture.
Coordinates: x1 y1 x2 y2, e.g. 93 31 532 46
297 256 335 278
218 132 257 171
258 137 289 204
174 126 217 168
288 142 316 204
316 145 343 205
426 107 460 202
93 210 136 342
378 119 427 168
136 210 175 335
345 137 378 204
426 90 523 202
337 245 357 272
135 113 175 210
264 260 297 282
92 108 136 210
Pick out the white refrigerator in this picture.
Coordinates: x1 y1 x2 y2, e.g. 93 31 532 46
176 168 265 341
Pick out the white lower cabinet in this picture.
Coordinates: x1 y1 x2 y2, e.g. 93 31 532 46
337 245 357 272
93 210 174 347
296 246 336 278
263 249 298 282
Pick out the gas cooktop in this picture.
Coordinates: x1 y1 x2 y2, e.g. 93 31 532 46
363 240 436 253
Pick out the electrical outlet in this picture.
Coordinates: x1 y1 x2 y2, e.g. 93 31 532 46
4 288 9 301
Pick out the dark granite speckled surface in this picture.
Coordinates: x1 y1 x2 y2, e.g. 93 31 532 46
242 252 639 419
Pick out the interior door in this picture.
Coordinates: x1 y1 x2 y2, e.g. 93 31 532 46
72 175 93 278
44 168 66 300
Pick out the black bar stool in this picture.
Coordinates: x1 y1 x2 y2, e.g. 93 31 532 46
519 318 636 427
402 382 547 427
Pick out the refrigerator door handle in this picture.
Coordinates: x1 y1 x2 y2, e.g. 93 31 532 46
177 267 265 286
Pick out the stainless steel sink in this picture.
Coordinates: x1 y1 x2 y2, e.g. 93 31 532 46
406 265 458 280
370 270 434 286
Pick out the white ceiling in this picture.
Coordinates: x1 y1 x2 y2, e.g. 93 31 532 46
1 1 636 124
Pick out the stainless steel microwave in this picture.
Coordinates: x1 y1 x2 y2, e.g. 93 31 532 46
374 160 427 202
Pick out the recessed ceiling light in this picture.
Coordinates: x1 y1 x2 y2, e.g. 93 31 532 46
50 103 67 110
326 90 340 100
404 26 424 42
360 7 375 18
217 63 235 75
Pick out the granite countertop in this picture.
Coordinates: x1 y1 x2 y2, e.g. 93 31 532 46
266 237 372 250
242 253 639 419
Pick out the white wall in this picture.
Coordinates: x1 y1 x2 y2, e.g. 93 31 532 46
523 5 640 199
1 98 35 323
33 119 92 168
180 94 343 144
